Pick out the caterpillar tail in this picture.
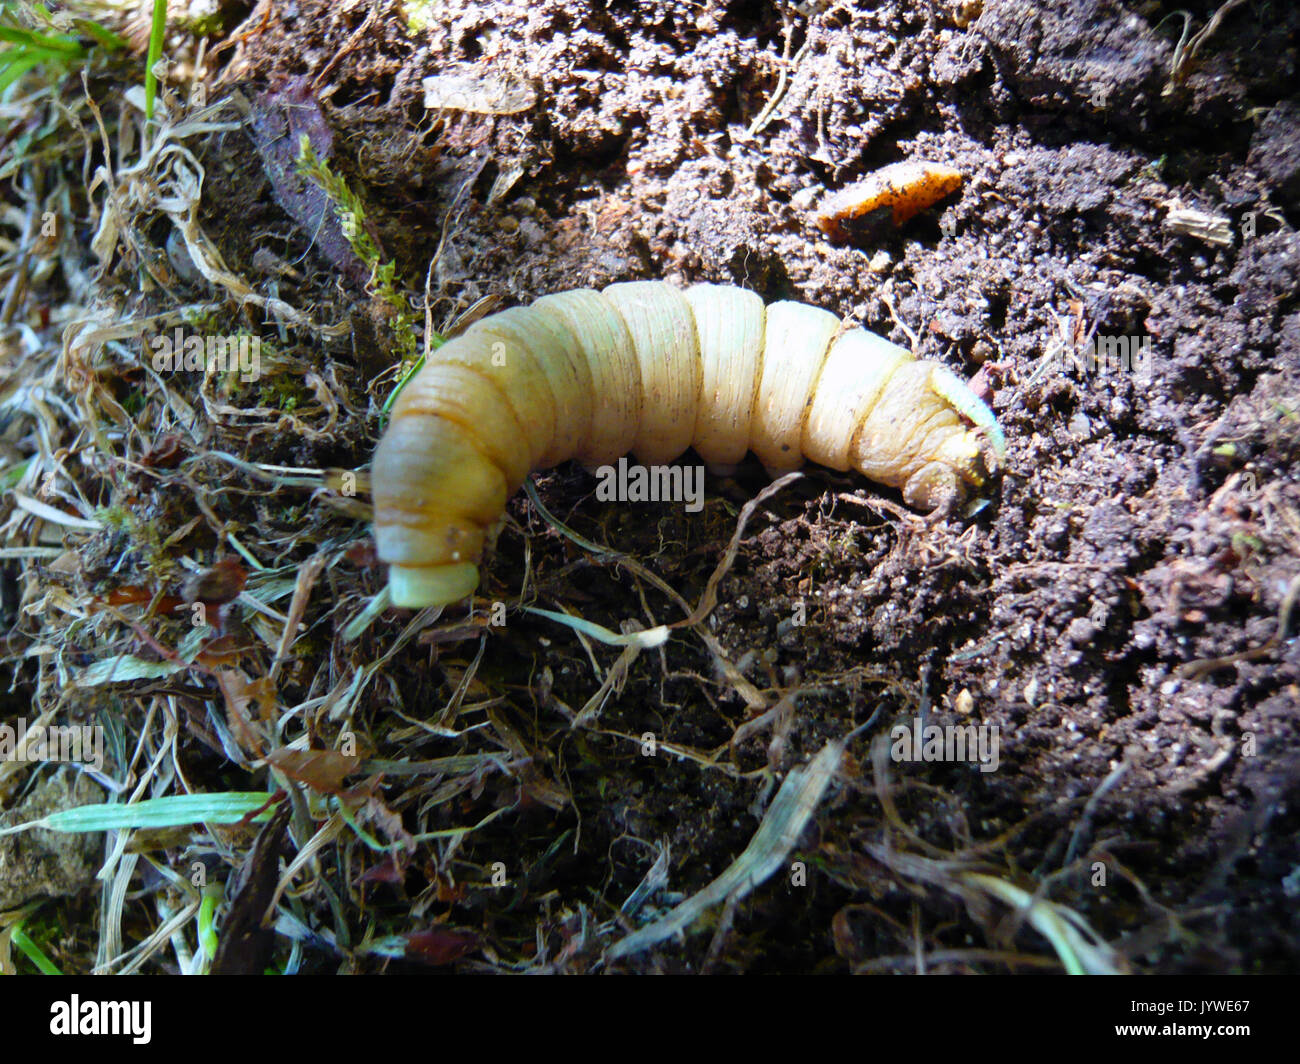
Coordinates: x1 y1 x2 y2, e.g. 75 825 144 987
387 563 480 609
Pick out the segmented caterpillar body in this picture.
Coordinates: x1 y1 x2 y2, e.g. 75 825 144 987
373 281 1005 607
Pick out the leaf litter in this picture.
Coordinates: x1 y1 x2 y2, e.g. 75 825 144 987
2 0 1289 974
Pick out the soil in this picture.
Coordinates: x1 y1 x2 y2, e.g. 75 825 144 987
3 0 1298 973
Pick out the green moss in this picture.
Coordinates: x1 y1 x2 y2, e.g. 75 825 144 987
293 135 420 364
1137 154 1168 182
97 504 132 530
1232 531 1264 556
97 500 172 575
122 389 145 416
401 1 436 35
180 307 224 333
257 374 308 413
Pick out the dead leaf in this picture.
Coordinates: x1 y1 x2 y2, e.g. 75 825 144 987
182 558 247 606
210 803 292 975
215 670 272 756
140 433 185 469
263 747 360 794
403 927 480 966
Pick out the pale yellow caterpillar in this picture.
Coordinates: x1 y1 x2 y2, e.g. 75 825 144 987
373 282 1006 608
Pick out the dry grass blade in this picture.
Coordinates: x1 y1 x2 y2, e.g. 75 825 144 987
604 735 845 963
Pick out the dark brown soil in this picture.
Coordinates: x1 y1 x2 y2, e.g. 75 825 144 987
5 0 1298 974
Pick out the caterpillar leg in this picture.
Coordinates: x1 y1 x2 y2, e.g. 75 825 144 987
974 428 1002 479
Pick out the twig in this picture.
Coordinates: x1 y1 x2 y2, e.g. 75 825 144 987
747 12 802 136
1164 0 1249 90
1178 571 1300 678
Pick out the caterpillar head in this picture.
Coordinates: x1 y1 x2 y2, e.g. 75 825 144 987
900 367 1007 519
903 426 1001 518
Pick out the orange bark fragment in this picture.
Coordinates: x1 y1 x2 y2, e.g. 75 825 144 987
816 161 964 241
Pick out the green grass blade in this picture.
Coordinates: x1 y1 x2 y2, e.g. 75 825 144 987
144 0 166 123
73 18 127 50
0 792 279 837
197 885 220 958
12 925 63 975
0 50 44 95
0 26 83 53
380 353 425 417
520 605 670 648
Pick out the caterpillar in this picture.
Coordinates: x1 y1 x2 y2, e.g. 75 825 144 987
373 281 1006 608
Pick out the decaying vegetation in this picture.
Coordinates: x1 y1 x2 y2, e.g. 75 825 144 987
1 0 1297 974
